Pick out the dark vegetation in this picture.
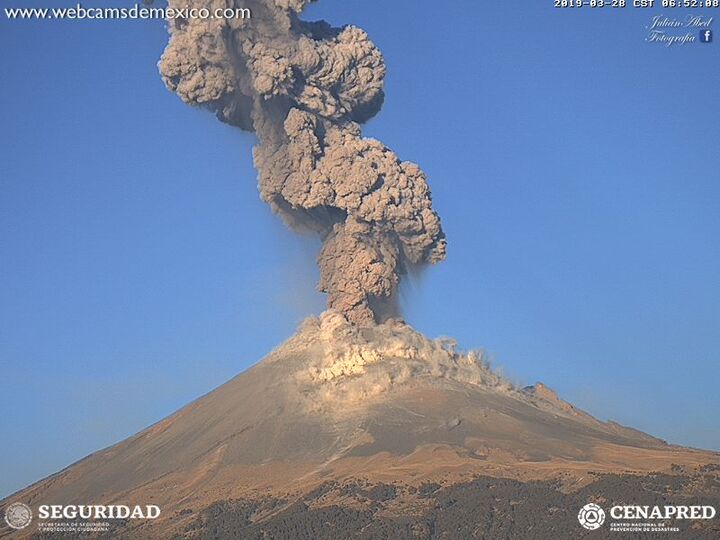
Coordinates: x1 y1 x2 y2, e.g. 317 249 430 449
177 471 720 540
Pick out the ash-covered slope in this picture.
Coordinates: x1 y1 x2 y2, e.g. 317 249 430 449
3 314 719 538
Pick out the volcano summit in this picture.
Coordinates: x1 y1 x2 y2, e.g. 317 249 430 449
2 313 719 538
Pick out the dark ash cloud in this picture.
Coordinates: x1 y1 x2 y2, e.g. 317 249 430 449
159 0 446 324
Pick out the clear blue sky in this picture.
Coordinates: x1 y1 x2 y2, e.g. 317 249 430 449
1 1 718 498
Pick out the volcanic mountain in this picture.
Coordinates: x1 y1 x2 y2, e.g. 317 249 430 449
2 313 719 539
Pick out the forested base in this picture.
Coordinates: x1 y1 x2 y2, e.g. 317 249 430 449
177 470 720 540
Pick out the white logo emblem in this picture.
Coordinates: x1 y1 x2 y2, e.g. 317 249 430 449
578 503 605 530
4 502 33 530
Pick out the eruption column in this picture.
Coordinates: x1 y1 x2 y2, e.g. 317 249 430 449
159 0 446 325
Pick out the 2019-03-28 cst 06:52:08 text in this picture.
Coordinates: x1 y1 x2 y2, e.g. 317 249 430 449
555 0 720 8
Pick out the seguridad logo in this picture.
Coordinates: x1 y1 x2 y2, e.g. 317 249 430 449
4 502 33 530
37 504 161 520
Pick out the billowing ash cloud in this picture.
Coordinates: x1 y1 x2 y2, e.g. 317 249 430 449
159 0 446 325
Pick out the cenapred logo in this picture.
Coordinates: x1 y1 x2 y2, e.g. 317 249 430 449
578 503 606 530
4 502 33 530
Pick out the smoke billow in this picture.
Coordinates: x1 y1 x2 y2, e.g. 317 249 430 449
159 0 446 325
284 311 511 411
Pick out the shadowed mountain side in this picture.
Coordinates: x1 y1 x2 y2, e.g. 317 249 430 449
2 313 718 538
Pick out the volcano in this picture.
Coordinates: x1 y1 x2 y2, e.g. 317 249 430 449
2 313 719 539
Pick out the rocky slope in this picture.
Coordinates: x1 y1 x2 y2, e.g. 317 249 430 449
2 312 718 538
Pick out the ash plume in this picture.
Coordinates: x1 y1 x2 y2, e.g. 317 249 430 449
159 0 446 325
285 312 512 412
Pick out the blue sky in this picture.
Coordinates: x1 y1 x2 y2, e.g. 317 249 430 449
1 1 719 498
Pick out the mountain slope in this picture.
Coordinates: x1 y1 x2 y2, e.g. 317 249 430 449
2 312 719 538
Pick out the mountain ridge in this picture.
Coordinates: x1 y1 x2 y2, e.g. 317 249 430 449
2 312 718 538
